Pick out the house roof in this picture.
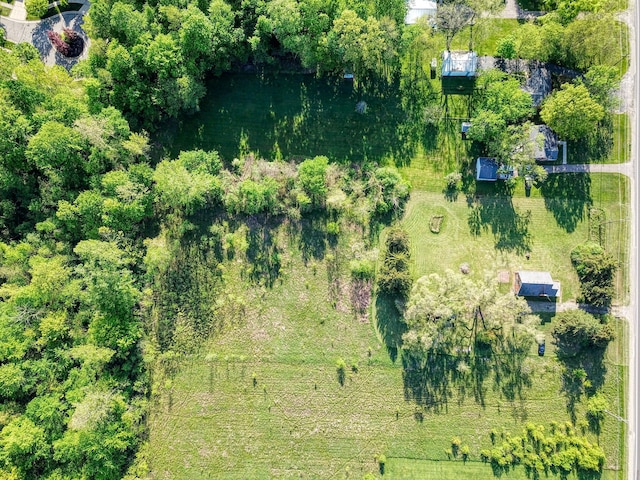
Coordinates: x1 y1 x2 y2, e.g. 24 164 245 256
476 157 498 181
529 125 558 161
442 51 478 77
515 271 560 297
461 121 471 133
405 0 437 24
517 271 554 285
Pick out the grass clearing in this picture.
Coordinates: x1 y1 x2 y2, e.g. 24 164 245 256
611 114 631 164
451 19 521 56
398 173 629 304
147 227 627 479
149 72 629 479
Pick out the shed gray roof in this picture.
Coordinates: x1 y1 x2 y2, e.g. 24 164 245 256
515 271 560 297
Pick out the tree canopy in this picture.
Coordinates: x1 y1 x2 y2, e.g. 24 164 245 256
540 83 605 140
403 270 537 358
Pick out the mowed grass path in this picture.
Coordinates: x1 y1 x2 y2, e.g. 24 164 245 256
148 238 627 479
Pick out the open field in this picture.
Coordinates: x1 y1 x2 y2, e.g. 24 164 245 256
147 237 627 479
149 71 629 479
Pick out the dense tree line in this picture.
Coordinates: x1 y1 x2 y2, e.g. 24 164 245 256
81 0 409 127
0 41 411 477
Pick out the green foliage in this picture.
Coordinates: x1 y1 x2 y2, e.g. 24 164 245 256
297 156 329 209
369 167 411 216
477 71 533 124
552 309 614 356
495 35 516 59
25 0 48 17
403 270 535 358
583 65 619 109
570 241 617 306
436 2 475 50
586 392 608 427
350 259 376 280
377 227 412 298
154 158 221 215
541 83 605 140
0 416 49 477
485 423 604 476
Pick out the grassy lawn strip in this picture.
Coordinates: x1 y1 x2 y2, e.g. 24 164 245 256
41 3 82 17
386 458 623 479
611 114 631 164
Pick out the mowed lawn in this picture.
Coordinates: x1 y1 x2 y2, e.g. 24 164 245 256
147 231 627 479
148 71 630 479
399 161 630 304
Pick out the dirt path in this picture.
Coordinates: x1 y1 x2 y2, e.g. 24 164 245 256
0 1 89 68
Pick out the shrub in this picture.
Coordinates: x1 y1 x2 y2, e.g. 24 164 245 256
377 226 412 299
570 242 616 306
349 259 375 281
335 358 347 386
445 172 462 190
370 167 410 216
326 221 340 236
451 436 462 456
586 393 608 433
47 28 84 57
461 444 470 461
385 226 410 255
377 454 386 474
297 156 328 209
495 34 516 59
552 310 614 357
25 0 48 17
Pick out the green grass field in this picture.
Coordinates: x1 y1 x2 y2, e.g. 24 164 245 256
147 240 627 479
397 170 630 304
159 73 408 163
148 71 630 479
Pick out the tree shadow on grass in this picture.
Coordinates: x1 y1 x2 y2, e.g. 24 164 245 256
567 118 613 164
557 348 607 423
470 189 532 254
402 340 533 412
296 212 327 264
246 218 282 288
402 349 497 412
375 293 406 363
540 173 592 233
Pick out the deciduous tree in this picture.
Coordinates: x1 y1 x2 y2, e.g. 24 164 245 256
540 83 604 140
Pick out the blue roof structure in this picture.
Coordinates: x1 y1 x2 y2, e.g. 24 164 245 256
476 157 498 181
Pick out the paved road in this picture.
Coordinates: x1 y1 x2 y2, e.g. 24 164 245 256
629 0 639 478
0 6 89 68
543 162 633 176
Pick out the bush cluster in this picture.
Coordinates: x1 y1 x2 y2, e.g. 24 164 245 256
480 422 605 476
376 227 412 299
570 242 617 307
